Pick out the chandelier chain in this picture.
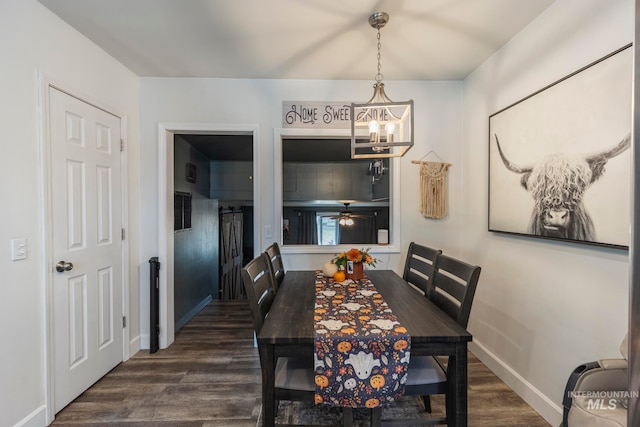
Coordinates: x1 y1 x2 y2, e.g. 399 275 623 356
351 12 414 159
375 26 383 83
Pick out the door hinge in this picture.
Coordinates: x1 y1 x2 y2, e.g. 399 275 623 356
122 316 127 328
121 228 125 240
120 139 124 152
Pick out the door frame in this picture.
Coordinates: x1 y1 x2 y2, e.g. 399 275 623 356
157 123 260 349
38 72 130 424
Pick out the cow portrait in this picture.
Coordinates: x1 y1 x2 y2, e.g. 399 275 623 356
494 133 630 242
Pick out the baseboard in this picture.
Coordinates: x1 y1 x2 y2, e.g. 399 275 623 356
469 340 563 426
139 295 213 350
14 405 47 427
175 295 213 331
129 334 141 356
140 333 150 350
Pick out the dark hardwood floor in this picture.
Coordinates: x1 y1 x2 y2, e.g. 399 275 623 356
52 300 551 427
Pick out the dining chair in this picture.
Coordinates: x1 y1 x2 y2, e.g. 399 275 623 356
383 255 481 426
402 242 442 296
427 254 481 329
241 253 353 427
265 242 286 291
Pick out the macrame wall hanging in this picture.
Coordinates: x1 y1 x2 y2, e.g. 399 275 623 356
411 151 451 219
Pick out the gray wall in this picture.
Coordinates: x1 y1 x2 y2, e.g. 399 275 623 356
174 136 219 330
210 160 253 202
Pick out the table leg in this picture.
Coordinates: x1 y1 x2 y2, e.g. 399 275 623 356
343 407 353 427
370 407 381 427
260 345 276 427
447 344 468 427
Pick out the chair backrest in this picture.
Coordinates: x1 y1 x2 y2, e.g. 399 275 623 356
403 242 442 296
429 254 481 328
241 253 278 334
265 242 285 290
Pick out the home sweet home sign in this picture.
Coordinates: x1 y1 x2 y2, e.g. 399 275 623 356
282 102 352 128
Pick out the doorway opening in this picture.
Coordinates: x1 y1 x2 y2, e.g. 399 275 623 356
173 134 254 330
158 124 260 349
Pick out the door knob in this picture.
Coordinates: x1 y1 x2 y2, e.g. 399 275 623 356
56 261 74 272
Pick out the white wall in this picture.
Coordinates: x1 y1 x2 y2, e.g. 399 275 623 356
139 78 463 342
0 1 140 426
463 0 633 424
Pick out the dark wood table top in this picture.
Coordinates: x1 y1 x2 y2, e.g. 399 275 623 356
258 269 472 347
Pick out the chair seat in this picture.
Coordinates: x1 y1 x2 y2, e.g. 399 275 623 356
569 396 626 427
275 357 315 391
406 356 447 386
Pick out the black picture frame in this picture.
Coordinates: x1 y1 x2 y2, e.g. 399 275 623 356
488 44 632 249
186 162 197 183
174 192 192 231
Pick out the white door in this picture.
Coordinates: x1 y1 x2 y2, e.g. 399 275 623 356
49 88 123 412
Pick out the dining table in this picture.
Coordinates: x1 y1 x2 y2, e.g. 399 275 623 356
257 269 472 427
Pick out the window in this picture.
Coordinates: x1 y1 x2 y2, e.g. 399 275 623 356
317 214 339 245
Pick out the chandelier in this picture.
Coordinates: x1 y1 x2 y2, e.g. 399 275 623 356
351 12 414 159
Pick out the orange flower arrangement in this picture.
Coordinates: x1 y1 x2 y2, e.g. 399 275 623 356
333 247 378 268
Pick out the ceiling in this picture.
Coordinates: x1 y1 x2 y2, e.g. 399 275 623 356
39 0 555 161
37 0 555 81
179 134 254 161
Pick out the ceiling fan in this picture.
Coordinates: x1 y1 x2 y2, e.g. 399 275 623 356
329 203 371 226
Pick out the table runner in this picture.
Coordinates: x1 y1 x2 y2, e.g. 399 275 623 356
313 271 411 408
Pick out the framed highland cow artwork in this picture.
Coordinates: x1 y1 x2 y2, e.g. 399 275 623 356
488 44 632 249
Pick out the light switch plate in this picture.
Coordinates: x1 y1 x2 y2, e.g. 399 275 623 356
264 225 273 239
11 238 27 261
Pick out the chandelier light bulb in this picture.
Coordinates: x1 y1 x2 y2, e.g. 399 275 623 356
385 122 395 143
369 120 380 143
